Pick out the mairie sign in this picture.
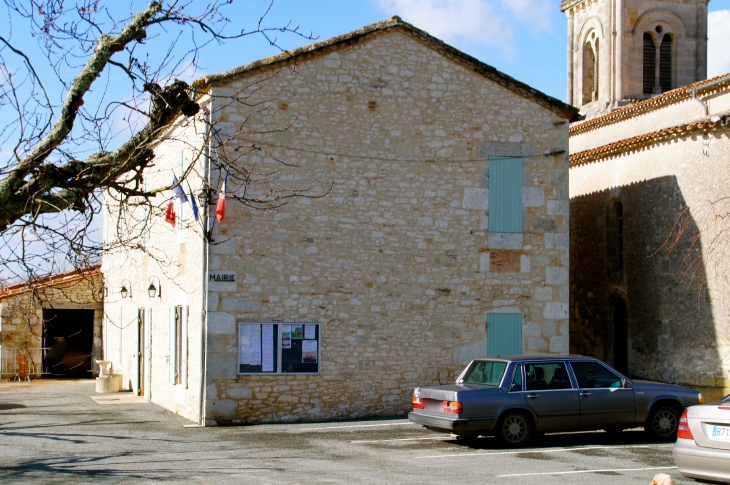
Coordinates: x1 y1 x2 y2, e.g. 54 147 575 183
208 272 236 282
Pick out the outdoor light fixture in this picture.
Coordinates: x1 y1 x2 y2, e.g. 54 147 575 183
120 279 132 299
98 286 108 299
148 276 162 299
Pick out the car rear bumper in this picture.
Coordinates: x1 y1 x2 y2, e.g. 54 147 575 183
408 412 496 434
673 438 730 483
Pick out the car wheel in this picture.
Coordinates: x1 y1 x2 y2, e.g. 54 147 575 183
497 412 532 447
646 405 680 441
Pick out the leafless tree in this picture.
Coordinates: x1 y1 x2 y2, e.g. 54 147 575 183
0 0 324 287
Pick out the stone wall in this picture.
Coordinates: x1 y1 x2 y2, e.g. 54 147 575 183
563 0 708 113
570 121 730 399
101 114 207 422
0 272 103 377
202 28 572 424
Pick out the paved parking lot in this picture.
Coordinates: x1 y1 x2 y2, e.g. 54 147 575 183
0 380 695 484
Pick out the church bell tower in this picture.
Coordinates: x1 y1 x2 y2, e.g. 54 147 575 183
561 0 709 116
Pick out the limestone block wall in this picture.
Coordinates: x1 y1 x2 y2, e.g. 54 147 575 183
570 129 730 398
102 115 207 422
0 273 103 377
202 28 571 424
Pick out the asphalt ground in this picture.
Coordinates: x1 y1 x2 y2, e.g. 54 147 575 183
0 380 701 484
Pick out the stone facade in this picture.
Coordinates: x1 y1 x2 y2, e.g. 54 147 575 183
101 117 207 421
103 18 576 425
569 77 730 400
561 0 709 116
0 267 103 378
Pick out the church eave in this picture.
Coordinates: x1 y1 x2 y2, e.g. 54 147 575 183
569 111 730 167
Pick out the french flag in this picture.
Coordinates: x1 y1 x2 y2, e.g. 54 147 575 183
165 201 176 227
216 175 227 222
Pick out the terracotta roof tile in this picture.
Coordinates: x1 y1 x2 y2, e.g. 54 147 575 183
569 112 730 167
569 73 730 137
0 264 102 299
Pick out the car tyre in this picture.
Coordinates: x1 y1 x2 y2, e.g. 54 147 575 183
496 412 532 447
646 405 680 441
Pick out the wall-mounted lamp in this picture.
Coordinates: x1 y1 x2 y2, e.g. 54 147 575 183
120 279 132 299
148 276 162 299
98 286 108 299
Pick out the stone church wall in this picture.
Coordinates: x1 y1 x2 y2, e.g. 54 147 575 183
570 127 730 400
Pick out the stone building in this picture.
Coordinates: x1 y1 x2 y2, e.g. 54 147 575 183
0 265 104 379
101 18 577 425
564 0 730 399
561 0 709 117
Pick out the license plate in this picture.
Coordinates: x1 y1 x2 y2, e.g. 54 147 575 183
711 425 730 441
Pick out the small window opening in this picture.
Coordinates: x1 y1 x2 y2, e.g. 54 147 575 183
617 202 624 271
582 39 598 105
659 34 673 93
643 33 656 94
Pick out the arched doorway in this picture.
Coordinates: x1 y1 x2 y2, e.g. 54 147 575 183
611 298 628 375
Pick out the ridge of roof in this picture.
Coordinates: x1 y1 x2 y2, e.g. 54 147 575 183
569 110 730 167
570 73 730 137
196 17 579 120
0 264 102 299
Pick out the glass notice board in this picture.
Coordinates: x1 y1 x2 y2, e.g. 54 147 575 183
238 323 320 375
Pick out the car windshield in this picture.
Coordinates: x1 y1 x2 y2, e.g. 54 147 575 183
723 395 730 403
461 361 507 386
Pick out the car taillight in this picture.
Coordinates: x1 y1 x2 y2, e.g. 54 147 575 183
677 409 694 440
412 397 425 410
443 401 463 415
698 393 705 404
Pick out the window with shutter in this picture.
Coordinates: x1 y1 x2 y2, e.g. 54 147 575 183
643 33 656 94
659 34 673 93
487 313 523 357
488 157 523 233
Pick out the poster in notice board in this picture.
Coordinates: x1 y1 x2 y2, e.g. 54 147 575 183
281 324 319 373
238 323 278 374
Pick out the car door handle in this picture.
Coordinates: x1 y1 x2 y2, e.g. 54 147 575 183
527 393 540 399
580 392 592 397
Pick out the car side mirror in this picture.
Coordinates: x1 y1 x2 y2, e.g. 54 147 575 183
622 378 631 389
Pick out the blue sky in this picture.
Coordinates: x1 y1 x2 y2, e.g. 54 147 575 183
191 0 730 103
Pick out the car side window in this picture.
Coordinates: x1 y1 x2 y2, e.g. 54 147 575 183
570 361 622 389
525 362 572 391
509 364 523 392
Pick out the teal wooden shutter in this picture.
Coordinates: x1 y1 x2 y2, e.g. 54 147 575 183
182 306 188 389
488 157 523 232
169 307 176 384
487 313 523 356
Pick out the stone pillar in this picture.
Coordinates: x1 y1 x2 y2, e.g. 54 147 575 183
567 9 575 105
696 0 708 82
615 0 623 103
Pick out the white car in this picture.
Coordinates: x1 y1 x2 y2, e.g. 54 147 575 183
673 395 730 483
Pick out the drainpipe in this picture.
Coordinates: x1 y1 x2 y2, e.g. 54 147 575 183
689 74 730 118
198 95 212 426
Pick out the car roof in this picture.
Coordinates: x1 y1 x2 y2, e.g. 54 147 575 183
471 355 595 363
